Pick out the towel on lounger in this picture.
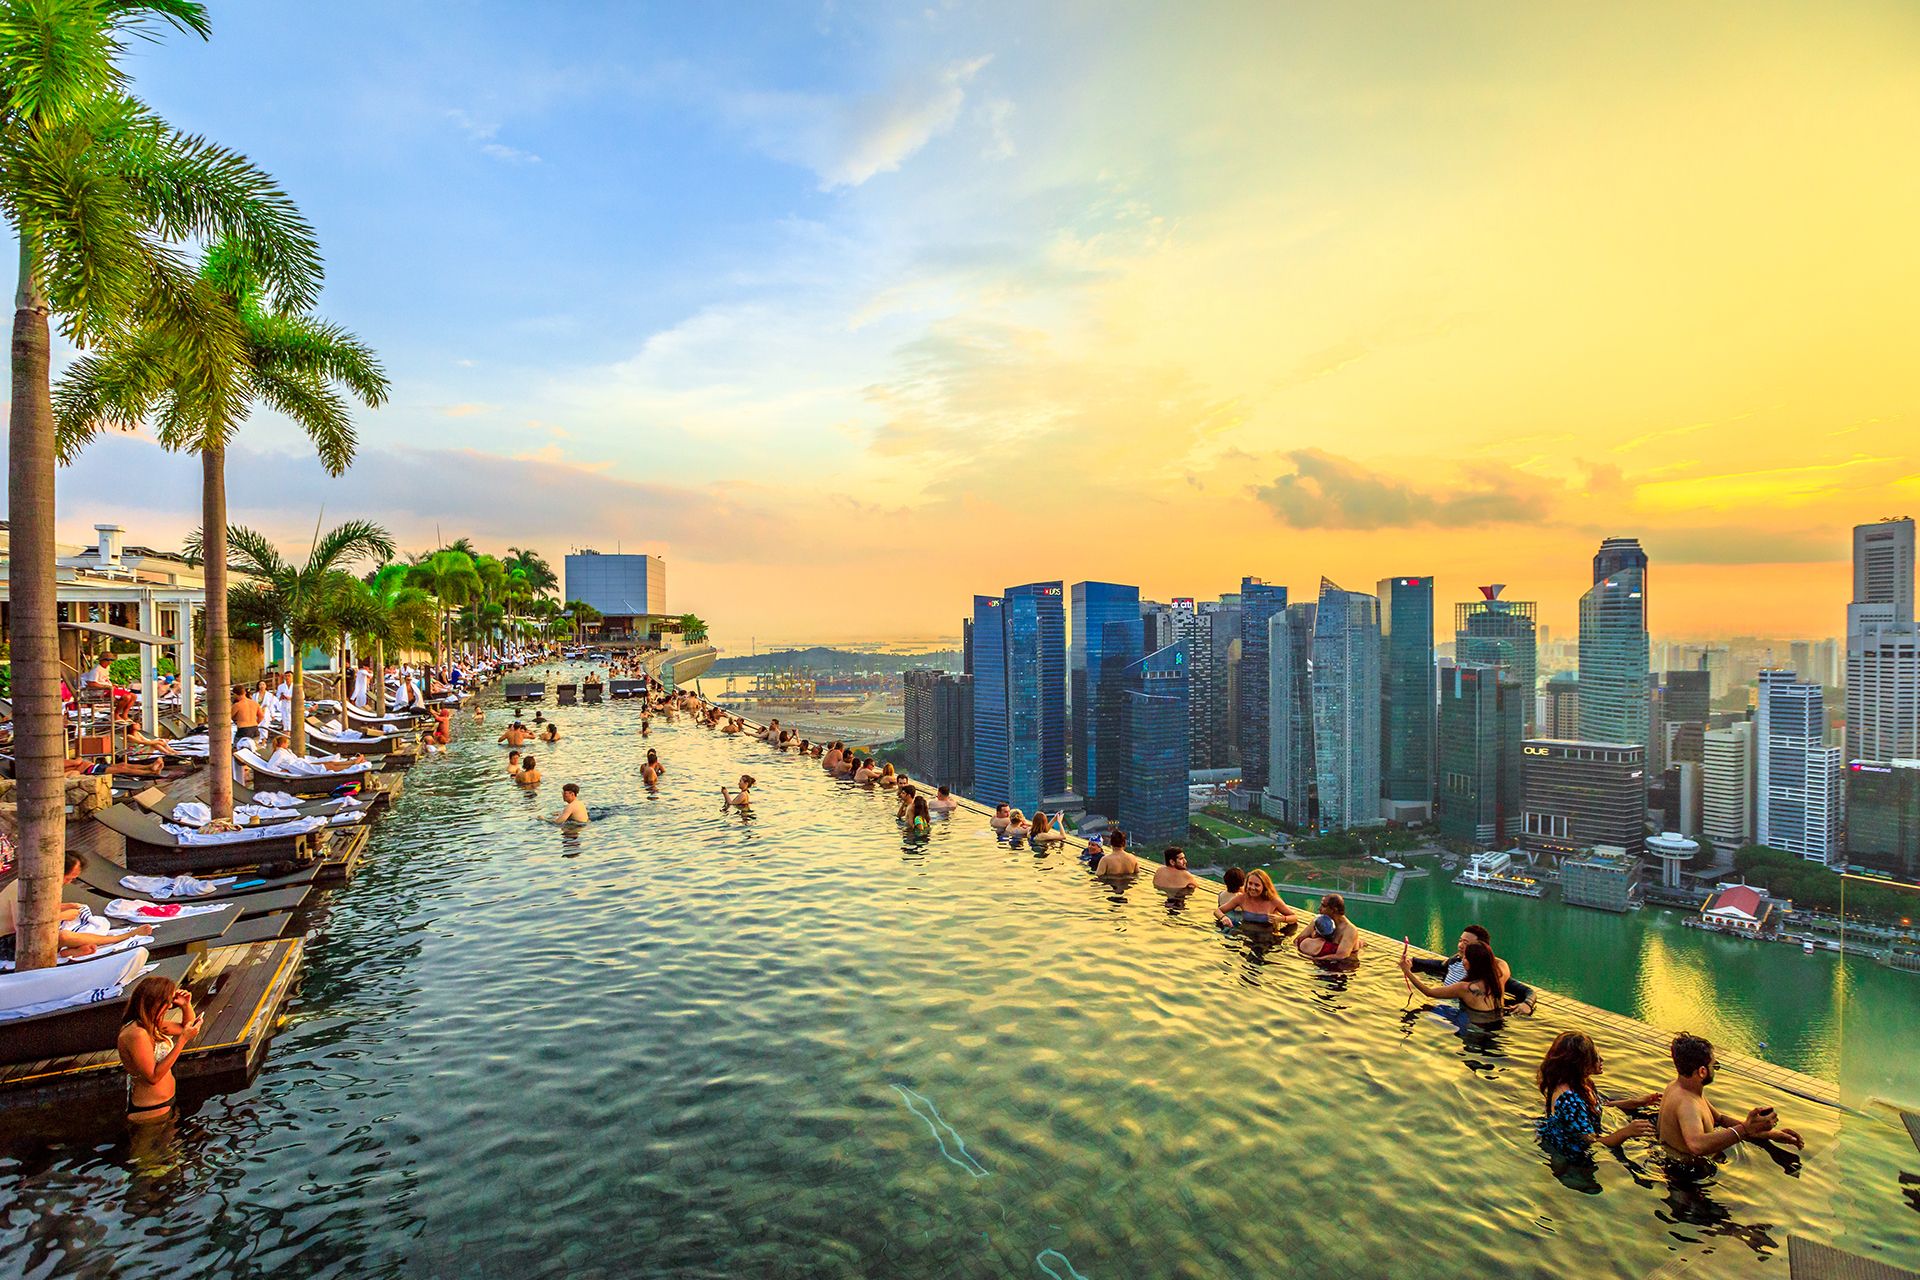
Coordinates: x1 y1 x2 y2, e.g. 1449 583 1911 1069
106 898 229 921
120 873 237 899
159 815 325 843
170 801 213 827
251 791 300 808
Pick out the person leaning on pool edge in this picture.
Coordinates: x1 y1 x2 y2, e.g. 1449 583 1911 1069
1410 923 1536 1016
1294 893 1361 961
1657 1032 1803 1160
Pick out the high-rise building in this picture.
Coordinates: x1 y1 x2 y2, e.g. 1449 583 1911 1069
1210 597 1243 766
904 669 973 793
961 617 973 677
1846 518 1919 765
1519 740 1647 861
1436 663 1523 848
1756 669 1840 865
1263 603 1316 825
1378 575 1436 822
1117 642 1191 848
1663 668 1712 774
1853 517 1915 620
1236 579 1288 790
1139 600 1176 656
971 584 1066 813
1844 758 1920 881
1071 581 1143 820
1579 540 1651 749
1542 671 1580 739
1169 600 1226 769
1702 721 1754 855
1456 587 1538 731
1311 578 1382 829
1007 581 1067 801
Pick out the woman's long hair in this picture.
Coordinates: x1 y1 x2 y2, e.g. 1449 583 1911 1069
125 974 178 1040
1462 941 1504 1008
1536 1030 1602 1107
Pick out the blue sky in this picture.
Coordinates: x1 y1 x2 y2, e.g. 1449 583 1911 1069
19 2 1920 642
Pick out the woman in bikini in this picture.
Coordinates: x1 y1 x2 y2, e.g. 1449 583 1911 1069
117 975 202 1122
1214 868 1297 928
1401 940 1506 1025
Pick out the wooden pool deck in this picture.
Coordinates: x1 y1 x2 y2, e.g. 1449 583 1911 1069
0 937 304 1105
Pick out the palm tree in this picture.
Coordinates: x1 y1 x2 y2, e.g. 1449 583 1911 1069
677 613 709 644
564 600 603 643
56 239 387 821
2 0 322 971
361 562 434 714
505 546 558 596
214 520 395 754
408 549 481 665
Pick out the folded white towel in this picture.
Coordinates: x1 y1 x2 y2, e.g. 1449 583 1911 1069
170 801 213 827
234 804 300 824
326 811 366 826
106 898 230 921
251 791 300 808
120 873 237 899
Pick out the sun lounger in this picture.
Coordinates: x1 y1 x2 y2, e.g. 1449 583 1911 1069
305 720 407 758
0 950 194 1065
505 681 545 703
55 888 237 958
233 745 373 797
66 843 317 903
583 683 604 705
90 802 321 877
556 683 578 706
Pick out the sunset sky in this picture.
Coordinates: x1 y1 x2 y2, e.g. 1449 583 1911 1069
20 1 1920 646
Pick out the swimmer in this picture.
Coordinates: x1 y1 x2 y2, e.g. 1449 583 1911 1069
989 803 1013 832
498 721 532 747
876 763 898 788
1217 866 1247 912
644 749 665 777
1216 868 1296 925
1401 941 1504 1024
1535 1031 1659 1155
896 784 918 821
472 703 485 722
1658 1032 1803 1158
908 795 932 834
927 785 958 814
517 755 542 787
1093 830 1139 877
1410 924 1537 1017
1028 811 1065 846
507 749 523 778
721 774 754 808
1153 847 1199 893
1294 893 1361 960
551 783 589 825
117 975 200 1123
853 758 877 783
541 722 559 743
1004 809 1032 840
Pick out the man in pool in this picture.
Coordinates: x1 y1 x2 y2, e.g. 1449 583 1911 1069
927 786 958 814
1294 893 1362 961
551 784 589 825
517 755 542 787
1410 924 1536 1016
498 721 533 747
507 750 523 778
1151 847 1199 892
1657 1032 1803 1159
1093 830 1139 877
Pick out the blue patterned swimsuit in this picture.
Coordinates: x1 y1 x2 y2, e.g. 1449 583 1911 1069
1538 1088 1603 1154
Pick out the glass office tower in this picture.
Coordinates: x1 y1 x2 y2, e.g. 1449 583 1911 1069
1456 588 1538 733
971 587 1059 814
1578 546 1651 749
1378 575 1436 821
1311 578 1383 829
1071 582 1143 819
1006 581 1067 802
1117 642 1191 848
1236 578 1288 790
1436 663 1523 848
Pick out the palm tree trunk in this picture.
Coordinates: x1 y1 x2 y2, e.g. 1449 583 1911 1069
290 660 307 755
202 448 235 821
8 240 60 969
372 636 386 715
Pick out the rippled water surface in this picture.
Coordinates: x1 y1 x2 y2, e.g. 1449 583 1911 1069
3 664 1916 1279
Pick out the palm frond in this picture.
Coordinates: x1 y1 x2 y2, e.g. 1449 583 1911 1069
307 519 396 578
248 364 356 473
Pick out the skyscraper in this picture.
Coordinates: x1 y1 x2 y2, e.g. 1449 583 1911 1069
1311 578 1382 829
1070 581 1143 819
1170 599 1226 769
1542 671 1580 739
971 584 1065 813
1757 669 1840 865
1236 578 1288 790
1436 663 1523 848
1378 575 1436 822
1846 517 1919 765
1007 581 1067 801
1579 540 1651 749
1117 642 1191 848
1519 739 1647 861
1845 759 1920 881
1456 587 1538 732
1264 602 1316 825
1702 720 1754 855
904 669 973 793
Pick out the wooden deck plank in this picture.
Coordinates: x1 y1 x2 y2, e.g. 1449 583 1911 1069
1788 1237 1920 1280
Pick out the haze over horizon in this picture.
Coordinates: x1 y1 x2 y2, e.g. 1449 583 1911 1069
8 1 1917 644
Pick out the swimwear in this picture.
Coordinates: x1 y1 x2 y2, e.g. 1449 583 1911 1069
1537 1089 1602 1154
127 1031 177 1117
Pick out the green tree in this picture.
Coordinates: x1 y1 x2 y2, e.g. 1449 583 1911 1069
407 549 482 665
3 0 321 970
677 613 708 644
56 239 386 819
505 545 557 595
356 562 435 714
211 520 395 754
564 599 603 642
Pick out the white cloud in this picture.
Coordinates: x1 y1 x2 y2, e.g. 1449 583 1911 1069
445 107 543 164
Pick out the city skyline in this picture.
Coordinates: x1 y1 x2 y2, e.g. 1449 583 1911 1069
3 1 1913 643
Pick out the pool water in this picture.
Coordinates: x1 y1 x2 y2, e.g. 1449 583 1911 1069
2 665 1916 1278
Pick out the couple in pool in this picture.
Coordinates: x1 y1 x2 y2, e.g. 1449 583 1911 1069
1211 873 1363 962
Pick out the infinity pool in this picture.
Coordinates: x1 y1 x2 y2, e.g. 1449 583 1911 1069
2 665 1915 1278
